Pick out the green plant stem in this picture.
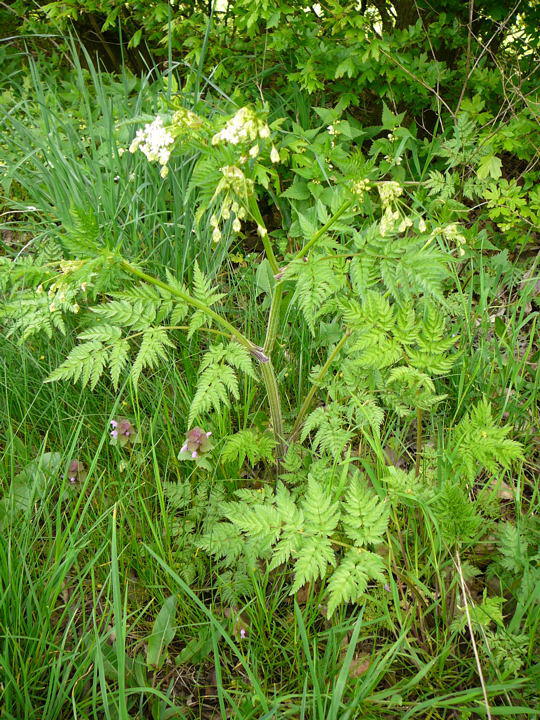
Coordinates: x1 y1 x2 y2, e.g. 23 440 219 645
260 360 285 461
289 330 351 442
415 407 423 476
263 283 283 355
246 199 285 452
248 197 280 274
292 199 353 262
120 259 255 353
265 199 354 354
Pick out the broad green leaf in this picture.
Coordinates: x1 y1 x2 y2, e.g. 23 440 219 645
147 595 177 669
477 154 502 180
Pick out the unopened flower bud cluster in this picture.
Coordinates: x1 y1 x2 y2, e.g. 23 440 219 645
209 166 255 242
379 208 402 236
377 181 403 207
172 107 205 131
435 223 467 256
352 178 370 201
210 199 247 242
38 278 80 315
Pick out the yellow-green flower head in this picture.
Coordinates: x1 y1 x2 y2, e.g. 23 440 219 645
172 107 204 130
218 165 255 196
377 181 403 207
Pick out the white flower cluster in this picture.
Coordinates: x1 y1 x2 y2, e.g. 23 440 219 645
129 116 174 177
377 181 403 207
212 107 270 146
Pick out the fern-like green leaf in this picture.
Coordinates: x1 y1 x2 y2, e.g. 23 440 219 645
286 255 344 335
302 477 340 536
196 522 245 565
92 299 156 330
451 400 523 481
221 430 276 467
188 263 226 338
342 475 389 547
290 536 335 594
131 327 174 385
301 405 353 456
47 341 105 389
326 550 369 618
189 363 238 425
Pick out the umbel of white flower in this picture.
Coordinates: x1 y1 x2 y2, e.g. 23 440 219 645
212 107 270 146
129 116 174 177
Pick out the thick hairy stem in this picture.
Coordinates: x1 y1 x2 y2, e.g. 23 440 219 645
247 199 286 457
289 330 351 442
260 360 285 462
263 283 283 356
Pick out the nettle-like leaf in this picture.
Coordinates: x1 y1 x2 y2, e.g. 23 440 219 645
189 342 256 425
